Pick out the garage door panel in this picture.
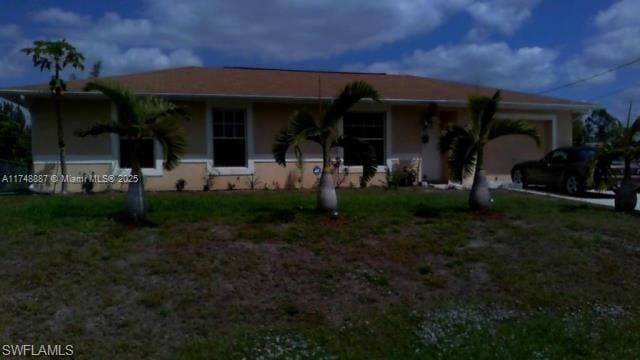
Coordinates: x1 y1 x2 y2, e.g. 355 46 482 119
484 120 551 175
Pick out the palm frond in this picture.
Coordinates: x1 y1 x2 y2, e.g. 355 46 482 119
272 129 293 166
468 90 500 138
272 110 322 167
323 81 380 128
84 80 139 128
487 118 541 146
143 97 190 125
439 125 477 182
148 117 186 170
630 116 640 138
289 110 322 143
439 125 469 154
333 135 377 183
75 121 123 137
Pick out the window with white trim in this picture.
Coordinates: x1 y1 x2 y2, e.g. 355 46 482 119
119 138 155 168
212 109 247 167
343 112 385 165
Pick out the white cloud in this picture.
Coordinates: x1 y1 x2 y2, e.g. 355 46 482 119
346 42 557 91
566 0 640 84
0 26 29 79
90 13 154 45
106 48 202 73
0 25 21 39
11 0 482 76
564 58 616 86
69 41 202 75
1 0 554 81
467 0 540 35
21 9 200 77
594 0 639 29
144 0 472 60
30 7 90 27
599 86 640 123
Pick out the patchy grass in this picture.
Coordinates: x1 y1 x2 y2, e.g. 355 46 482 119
1 188 640 358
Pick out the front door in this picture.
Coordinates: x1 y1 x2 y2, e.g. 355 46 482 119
421 125 442 182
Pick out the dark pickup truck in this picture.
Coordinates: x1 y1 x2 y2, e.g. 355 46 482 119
511 145 640 196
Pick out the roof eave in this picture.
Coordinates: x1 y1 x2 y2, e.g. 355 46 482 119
0 89 598 112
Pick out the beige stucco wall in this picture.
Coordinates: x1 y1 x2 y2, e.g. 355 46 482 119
391 106 422 155
28 97 576 191
30 98 112 158
253 102 323 158
175 101 207 157
32 163 112 193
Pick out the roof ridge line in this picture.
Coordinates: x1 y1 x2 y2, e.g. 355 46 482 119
223 66 387 76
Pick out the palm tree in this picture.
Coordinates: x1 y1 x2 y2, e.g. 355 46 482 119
76 80 189 221
439 91 540 210
598 105 640 212
22 39 85 194
273 81 380 212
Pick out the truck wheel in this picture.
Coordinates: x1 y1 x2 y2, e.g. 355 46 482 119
564 174 584 196
512 169 528 188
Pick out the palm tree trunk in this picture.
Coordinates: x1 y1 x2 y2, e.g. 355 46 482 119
469 149 492 210
126 140 147 221
126 166 146 221
624 157 631 182
53 95 67 194
317 144 337 212
615 156 637 212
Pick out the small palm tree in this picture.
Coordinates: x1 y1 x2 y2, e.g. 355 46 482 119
439 91 540 210
598 109 640 212
22 39 85 194
273 81 381 211
76 80 189 221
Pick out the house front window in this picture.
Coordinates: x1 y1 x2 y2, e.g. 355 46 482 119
212 109 247 167
343 112 385 165
119 138 155 168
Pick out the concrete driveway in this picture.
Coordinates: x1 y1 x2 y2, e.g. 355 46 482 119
509 188 640 212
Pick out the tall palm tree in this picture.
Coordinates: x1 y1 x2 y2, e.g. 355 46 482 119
273 81 380 212
76 80 189 221
22 39 85 194
439 91 540 210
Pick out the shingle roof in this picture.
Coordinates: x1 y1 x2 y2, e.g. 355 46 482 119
0 66 594 109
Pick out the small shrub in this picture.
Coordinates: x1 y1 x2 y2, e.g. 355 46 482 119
246 174 261 190
203 169 219 191
175 179 186 191
81 172 94 194
332 157 350 188
381 161 419 189
227 182 236 191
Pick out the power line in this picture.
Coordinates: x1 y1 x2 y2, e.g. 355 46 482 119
538 56 640 94
587 82 640 102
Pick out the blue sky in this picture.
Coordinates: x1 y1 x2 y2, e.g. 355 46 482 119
1 0 639 120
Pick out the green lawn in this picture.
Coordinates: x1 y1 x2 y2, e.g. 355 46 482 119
1 189 639 359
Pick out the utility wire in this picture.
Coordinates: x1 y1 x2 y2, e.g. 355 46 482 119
537 56 640 94
587 82 640 102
